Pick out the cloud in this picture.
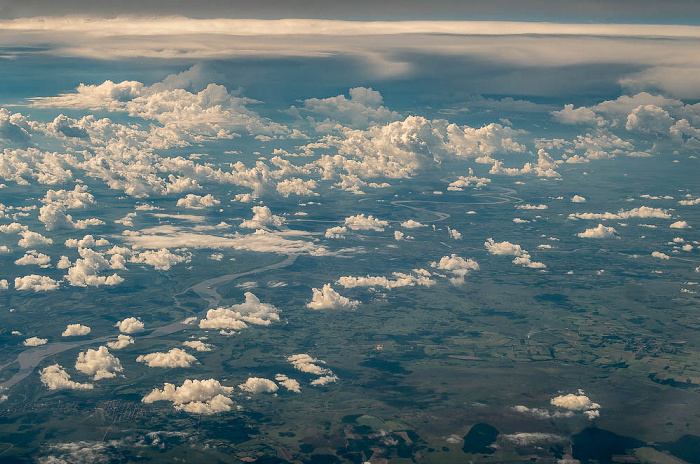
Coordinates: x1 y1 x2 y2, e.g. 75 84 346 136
176 193 220 209
670 220 691 229
130 248 190 270
276 178 318 197
14 250 51 267
136 348 197 368
625 104 675 134
38 203 104 231
337 269 434 289
299 87 400 128
325 226 347 239
512 405 575 419
569 206 670 220
15 274 59 291
344 214 389 231
17 230 53 248
142 379 234 415
310 375 339 386
115 317 145 334
199 292 280 332
238 377 279 394
516 203 548 210
240 206 286 229
66 247 124 287
62 324 91 337
287 353 332 376
275 374 301 393
571 195 586 203
447 169 491 190
307 283 359 310
0 108 31 144
40 364 93 391
550 390 601 419
75 346 123 380
24 336 48 346
651 251 670 259
552 104 605 126
484 238 545 269
430 254 479 284
41 185 95 209
183 340 213 351
500 433 566 446
65 234 110 248
123 227 327 256
400 219 426 229
106 334 134 350
577 223 618 238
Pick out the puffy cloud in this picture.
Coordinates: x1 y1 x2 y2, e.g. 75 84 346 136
136 348 197 368
238 377 279 394
344 214 388 231
484 238 546 269
626 105 675 134
38 203 104 231
430 254 479 284
307 284 359 310
310 375 339 386
400 219 425 229
577 223 618 238
550 390 601 419
66 247 124 287
142 379 234 415
41 185 95 209
15 274 59 291
552 104 605 126
18 230 53 248
199 292 280 331
651 251 670 259
0 222 28 234
678 196 700 206
447 169 491 190
106 334 134 350
447 227 462 240
0 108 31 144
325 226 347 239
337 269 434 289
300 87 400 128
276 178 318 197
240 206 286 229
40 364 93 390
571 195 587 203
176 193 220 209
275 374 301 393
569 206 670 220
65 234 110 248
62 324 91 337
115 317 145 334
130 248 190 270
24 336 48 346
14 250 51 267
670 220 691 229
75 346 123 380
288 353 333 376
517 204 548 210
183 340 213 352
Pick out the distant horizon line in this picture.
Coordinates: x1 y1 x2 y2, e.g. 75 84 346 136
2 16 700 38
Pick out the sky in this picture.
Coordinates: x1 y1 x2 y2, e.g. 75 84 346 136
1 0 699 23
